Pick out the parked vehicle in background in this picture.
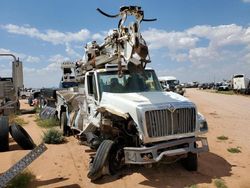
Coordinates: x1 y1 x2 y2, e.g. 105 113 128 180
198 82 214 90
28 90 41 106
183 82 199 88
158 76 185 95
218 83 230 91
208 82 215 89
198 83 209 90
19 88 36 99
232 74 250 94
59 61 78 89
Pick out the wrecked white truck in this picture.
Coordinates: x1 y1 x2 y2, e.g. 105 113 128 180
54 6 209 180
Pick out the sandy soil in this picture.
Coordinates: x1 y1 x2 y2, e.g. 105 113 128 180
1 90 250 188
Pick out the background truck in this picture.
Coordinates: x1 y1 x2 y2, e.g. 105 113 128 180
158 76 185 95
19 88 36 99
48 6 209 181
0 54 23 115
232 74 250 94
59 61 78 89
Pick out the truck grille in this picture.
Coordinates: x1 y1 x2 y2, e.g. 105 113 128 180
145 107 196 137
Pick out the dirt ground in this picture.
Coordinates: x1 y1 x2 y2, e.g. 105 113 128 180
1 89 250 188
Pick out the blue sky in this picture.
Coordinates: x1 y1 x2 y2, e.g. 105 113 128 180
1 0 250 87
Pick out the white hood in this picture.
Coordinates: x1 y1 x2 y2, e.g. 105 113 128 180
99 91 191 121
99 91 196 143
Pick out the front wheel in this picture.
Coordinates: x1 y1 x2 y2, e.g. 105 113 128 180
88 140 114 181
109 140 125 175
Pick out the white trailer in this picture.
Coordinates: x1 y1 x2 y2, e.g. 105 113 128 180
232 74 250 94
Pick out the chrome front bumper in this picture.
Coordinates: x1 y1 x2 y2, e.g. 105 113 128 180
124 137 209 164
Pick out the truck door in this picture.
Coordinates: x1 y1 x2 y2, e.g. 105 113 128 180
85 72 100 126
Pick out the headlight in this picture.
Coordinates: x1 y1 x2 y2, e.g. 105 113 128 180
200 120 208 132
197 113 208 133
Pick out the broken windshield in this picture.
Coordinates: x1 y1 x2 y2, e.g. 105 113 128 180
98 70 162 95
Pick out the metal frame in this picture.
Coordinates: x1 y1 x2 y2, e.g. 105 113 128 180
0 143 47 187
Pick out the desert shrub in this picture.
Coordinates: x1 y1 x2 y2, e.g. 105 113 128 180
36 116 59 128
217 135 228 140
227 147 241 153
214 179 228 188
43 128 65 144
7 170 35 188
9 114 28 126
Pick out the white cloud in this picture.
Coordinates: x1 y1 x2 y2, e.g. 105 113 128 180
142 28 199 50
0 67 12 77
92 33 104 41
48 54 70 63
0 48 21 59
91 31 108 42
45 54 70 71
2 23 250 87
0 48 11 53
23 67 61 88
1 24 90 45
65 43 81 58
26 56 40 63
22 54 70 87
242 0 250 2
0 48 40 63
187 24 249 48
144 24 250 66
169 53 189 63
188 47 220 65
145 24 250 83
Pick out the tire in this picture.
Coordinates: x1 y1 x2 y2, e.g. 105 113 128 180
0 116 9 152
87 140 114 181
182 152 198 171
9 124 36 150
60 112 70 136
109 140 125 175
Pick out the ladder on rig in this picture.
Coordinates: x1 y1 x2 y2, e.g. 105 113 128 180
0 143 47 188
